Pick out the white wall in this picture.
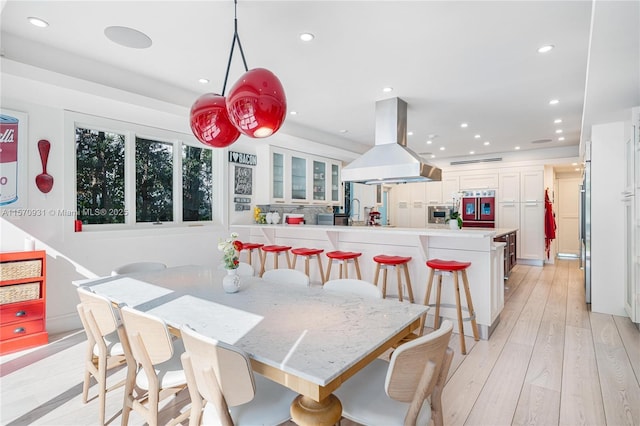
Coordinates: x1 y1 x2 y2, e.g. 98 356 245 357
590 121 627 316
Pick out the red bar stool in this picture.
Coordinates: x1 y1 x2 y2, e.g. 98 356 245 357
325 251 362 280
372 255 414 303
259 245 292 277
239 242 264 267
291 248 325 284
424 259 479 354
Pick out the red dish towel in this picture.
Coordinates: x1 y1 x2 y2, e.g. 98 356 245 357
544 188 556 259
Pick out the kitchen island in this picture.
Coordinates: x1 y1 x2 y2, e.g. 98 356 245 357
232 224 516 339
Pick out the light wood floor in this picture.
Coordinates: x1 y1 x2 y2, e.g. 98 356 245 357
1 259 638 425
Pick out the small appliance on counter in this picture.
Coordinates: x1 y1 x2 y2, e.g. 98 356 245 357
317 213 334 226
368 210 381 226
428 205 448 224
334 213 350 226
283 213 304 225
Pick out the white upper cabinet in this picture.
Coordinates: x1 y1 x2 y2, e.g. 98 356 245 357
498 172 520 203
441 175 460 205
426 181 443 205
520 169 544 202
256 145 342 205
459 173 498 190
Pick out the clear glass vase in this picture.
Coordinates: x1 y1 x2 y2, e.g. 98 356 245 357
222 268 240 293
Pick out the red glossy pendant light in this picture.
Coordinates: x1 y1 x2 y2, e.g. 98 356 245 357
190 93 240 147
189 0 286 147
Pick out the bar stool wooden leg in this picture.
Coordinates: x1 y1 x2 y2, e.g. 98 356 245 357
453 272 467 354
315 254 325 284
260 254 267 277
396 266 403 302
285 251 292 268
292 254 299 269
402 264 414 303
326 259 333 281
461 270 480 341
382 268 388 299
353 258 362 279
420 268 436 331
273 253 279 270
373 263 381 287
434 275 443 329
246 249 253 266
303 256 310 277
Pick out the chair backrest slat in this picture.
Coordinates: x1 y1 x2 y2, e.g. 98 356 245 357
77 287 119 336
120 307 174 365
181 325 256 407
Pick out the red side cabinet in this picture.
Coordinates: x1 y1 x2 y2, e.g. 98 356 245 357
0 250 48 354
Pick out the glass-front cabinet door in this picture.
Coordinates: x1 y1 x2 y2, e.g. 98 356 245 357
272 151 285 201
313 160 327 202
331 163 341 204
290 155 307 201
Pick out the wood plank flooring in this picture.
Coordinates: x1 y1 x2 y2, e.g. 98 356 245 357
1 259 638 425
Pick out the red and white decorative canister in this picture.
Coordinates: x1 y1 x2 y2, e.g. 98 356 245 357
0 114 19 206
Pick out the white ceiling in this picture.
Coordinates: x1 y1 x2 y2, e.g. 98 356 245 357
1 1 638 163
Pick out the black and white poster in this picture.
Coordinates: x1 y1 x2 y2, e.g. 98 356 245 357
234 165 252 195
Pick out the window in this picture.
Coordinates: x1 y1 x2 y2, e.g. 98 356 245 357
73 113 217 228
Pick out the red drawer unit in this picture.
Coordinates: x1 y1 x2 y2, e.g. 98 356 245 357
0 250 48 355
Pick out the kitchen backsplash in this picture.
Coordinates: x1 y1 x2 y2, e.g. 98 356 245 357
256 204 334 225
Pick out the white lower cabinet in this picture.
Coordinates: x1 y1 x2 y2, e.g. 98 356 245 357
520 201 544 262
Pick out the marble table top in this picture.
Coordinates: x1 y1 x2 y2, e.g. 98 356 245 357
79 265 428 387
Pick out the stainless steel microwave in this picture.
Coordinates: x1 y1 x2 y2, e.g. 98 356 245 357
428 205 449 224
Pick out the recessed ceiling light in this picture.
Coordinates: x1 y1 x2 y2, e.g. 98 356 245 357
382 87 393 93
407 131 413 136
469 150 475 154
439 147 445 151
555 129 563 134
515 146 521 150
549 99 559 105
554 118 563 124
27 17 49 28
339 129 348 133
474 134 481 139
426 140 433 145
460 123 468 128
431 154 436 158
558 136 565 141
299 33 314 42
290 111 298 115
198 78 209 84
104 26 152 49
483 141 490 146
537 44 554 53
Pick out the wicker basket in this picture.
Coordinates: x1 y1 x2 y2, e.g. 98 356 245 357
0 282 41 305
0 260 42 281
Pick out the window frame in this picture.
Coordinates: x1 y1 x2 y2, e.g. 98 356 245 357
66 111 223 232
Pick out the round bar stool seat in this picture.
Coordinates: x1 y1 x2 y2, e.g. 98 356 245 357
325 251 362 280
424 258 479 354
373 255 414 303
259 245 292 277
239 242 264 267
291 248 325 284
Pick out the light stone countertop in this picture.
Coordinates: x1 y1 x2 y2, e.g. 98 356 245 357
79 265 427 387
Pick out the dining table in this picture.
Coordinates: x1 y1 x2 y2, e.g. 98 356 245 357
75 265 428 425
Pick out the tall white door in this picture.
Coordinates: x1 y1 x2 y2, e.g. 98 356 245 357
557 177 581 256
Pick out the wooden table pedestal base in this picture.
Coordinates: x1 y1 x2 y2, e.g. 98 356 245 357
290 394 342 426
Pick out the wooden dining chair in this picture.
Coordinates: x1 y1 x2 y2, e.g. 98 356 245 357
335 320 454 426
323 278 382 299
119 306 190 426
261 268 310 286
180 325 296 426
111 261 167 276
76 287 131 425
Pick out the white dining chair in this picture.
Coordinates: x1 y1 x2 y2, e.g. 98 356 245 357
262 268 310 286
323 278 382 299
334 320 454 426
217 261 255 277
119 306 189 426
76 287 131 425
180 325 296 426
111 261 167 276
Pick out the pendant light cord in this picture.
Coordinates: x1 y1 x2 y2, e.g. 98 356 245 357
222 0 249 96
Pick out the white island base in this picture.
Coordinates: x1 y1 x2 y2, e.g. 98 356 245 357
232 224 509 340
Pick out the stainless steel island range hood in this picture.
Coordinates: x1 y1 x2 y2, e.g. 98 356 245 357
341 97 442 184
